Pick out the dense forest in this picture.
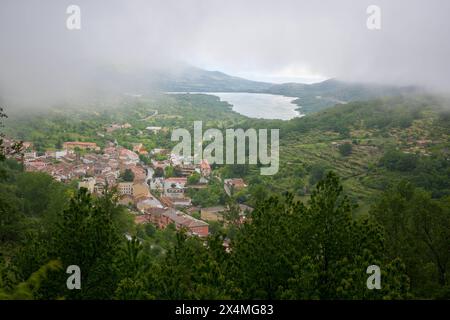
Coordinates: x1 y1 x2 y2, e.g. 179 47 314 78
0 158 449 299
1 94 450 299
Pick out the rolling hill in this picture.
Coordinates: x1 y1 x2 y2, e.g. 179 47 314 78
157 66 423 113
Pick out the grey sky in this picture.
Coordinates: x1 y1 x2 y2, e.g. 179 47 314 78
1 0 450 106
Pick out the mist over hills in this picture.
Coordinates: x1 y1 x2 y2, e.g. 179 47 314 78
157 66 423 113
1 63 424 114
265 79 423 113
157 66 273 93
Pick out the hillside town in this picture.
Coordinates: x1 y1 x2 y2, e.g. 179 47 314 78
4 136 251 238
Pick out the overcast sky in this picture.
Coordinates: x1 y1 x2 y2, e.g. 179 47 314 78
1 0 450 106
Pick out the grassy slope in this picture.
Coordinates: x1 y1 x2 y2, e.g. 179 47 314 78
265 95 450 213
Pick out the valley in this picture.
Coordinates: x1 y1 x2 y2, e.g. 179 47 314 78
1 0 450 305
3 92 449 211
1 78 449 300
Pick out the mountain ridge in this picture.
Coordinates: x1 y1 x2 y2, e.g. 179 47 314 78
63 64 423 114
158 67 423 113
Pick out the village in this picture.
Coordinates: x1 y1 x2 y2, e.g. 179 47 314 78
12 136 252 239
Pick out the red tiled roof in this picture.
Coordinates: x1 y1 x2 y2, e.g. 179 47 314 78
200 159 211 170
165 177 187 183
135 215 152 224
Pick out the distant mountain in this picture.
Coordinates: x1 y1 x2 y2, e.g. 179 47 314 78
266 79 423 113
157 66 273 93
84 65 423 115
158 67 423 114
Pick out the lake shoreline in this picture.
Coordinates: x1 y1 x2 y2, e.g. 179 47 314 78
165 91 304 120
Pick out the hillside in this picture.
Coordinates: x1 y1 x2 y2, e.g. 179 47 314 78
26 65 422 115
157 66 273 93
1 93 450 299
5 93 449 207
266 79 422 113
158 67 423 114
238 94 450 210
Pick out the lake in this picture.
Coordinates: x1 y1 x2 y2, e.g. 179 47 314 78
168 92 303 120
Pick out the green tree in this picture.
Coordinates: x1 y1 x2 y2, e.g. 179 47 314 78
154 167 164 177
147 232 234 299
338 142 353 156
165 166 174 178
121 168 135 182
230 172 409 299
309 163 327 186
371 181 450 298
43 188 124 299
0 260 62 300
0 184 24 243
380 149 417 171
187 172 200 185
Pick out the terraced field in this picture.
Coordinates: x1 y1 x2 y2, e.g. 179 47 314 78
252 96 450 212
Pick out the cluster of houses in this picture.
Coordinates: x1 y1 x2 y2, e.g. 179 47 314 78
105 123 132 133
23 142 142 192
136 207 209 237
12 137 250 238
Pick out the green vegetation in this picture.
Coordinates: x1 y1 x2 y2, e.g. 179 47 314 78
338 142 353 156
3 93 246 153
1 92 450 299
235 95 450 210
370 181 450 298
229 173 410 299
187 172 200 185
187 179 227 207
121 169 135 182
4 168 448 299
158 67 419 115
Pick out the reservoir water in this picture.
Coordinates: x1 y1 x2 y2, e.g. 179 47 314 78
168 92 302 120
207 92 302 120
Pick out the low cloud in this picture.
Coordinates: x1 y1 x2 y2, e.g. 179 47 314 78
1 0 449 108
